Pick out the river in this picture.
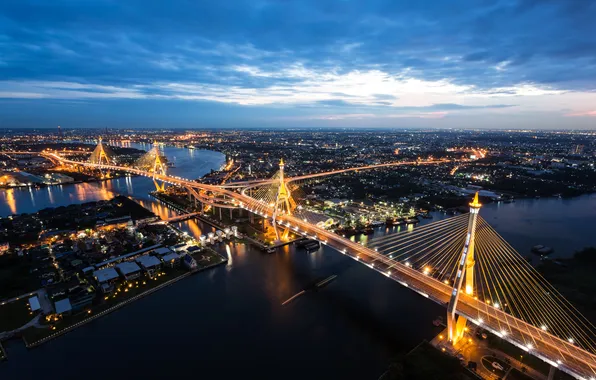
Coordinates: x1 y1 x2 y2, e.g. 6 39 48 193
1 145 595 380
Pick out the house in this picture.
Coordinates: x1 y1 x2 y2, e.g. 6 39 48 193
173 243 187 252
181 254 197 270
115 262 141 281
93 267 119 293
135 255 162 276
153 247 172 257
161 252 181 268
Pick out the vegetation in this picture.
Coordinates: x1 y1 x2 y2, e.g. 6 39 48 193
382 341 476 380
0 255 38 300
539 247 596 321
0 298 37 332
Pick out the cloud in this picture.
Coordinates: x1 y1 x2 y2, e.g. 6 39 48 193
565 110 596 117
0 0 595 127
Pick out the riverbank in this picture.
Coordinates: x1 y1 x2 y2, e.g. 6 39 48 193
21 254 227 349
0 341 6 361
379 340 478 380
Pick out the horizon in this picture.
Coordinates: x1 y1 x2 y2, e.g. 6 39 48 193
1 1 596 129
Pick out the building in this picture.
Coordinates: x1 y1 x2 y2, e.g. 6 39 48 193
69 287 95 312
181 254 197 270
153 247 172 257
186 246 200 255
172 243 187 252
28 296 41 313
43 173 74 184
93 267 120 293
161 252 181 268
115 262 142 281
54 298 72 316
135 255 162 276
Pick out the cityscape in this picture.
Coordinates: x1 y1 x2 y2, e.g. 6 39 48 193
1 1 596 380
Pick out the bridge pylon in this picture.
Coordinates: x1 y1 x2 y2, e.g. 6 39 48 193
272 158 296 241
134 142 168 192
89 137 115 178
447 192 481 344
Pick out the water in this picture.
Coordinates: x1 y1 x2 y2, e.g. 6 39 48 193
1 145 595 379
0 143 226 216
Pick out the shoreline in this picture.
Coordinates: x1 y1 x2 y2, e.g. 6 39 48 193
22 258 227 349
0 172 138 192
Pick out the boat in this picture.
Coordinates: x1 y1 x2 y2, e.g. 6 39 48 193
531 245 553 255
304 240 321 252
405 217 420 225
433 316 444 327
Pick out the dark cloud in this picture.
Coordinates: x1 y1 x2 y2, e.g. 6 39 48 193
0 0 594 89
0 0 594 128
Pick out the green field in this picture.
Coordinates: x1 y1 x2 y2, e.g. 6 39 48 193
0 298 37 332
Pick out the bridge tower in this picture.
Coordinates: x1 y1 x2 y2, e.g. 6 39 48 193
151 142 168 192
135 142 168 191
272 158 296 241
447 192 481 344
89 137 115 178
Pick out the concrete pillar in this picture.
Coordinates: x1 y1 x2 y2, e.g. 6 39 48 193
547 366 556 380
229 208 233 219
219 207 222 220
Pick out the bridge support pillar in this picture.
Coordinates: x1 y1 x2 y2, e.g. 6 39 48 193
153 179 165 192
229 208 233 220
219 207 222 220
447 193 481 344
547 366 556 380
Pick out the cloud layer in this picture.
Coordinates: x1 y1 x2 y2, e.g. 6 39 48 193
1 0 595 128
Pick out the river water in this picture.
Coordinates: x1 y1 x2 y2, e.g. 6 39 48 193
1 145 595 380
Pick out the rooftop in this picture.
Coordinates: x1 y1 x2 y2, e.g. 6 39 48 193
153 247 172 256
54 298 72 314
162 252 180 262
115 261 141 275
93 267 119 283
28 296 41 312
135 255 161 269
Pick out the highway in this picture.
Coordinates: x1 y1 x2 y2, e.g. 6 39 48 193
225 158 453 189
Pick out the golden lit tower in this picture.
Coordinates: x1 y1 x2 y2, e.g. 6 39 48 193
274 158 295 216
89 137 114 166
447 192 481 343
272 158 296 241
134 141 168 191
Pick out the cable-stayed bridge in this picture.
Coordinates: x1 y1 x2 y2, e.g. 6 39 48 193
4 143 595 380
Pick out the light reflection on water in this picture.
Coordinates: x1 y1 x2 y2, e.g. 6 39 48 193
0 146 226 217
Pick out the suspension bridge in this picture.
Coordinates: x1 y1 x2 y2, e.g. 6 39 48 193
3 141 595 380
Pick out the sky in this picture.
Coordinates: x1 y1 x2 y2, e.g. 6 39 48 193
1 0 596 129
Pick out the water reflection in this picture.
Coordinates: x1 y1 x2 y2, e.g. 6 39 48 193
0 147 225 217
5 188 16 215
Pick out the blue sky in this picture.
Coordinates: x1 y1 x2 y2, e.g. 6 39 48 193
1 0 596 129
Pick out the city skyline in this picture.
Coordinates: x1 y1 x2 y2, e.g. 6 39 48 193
1 1 596 129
